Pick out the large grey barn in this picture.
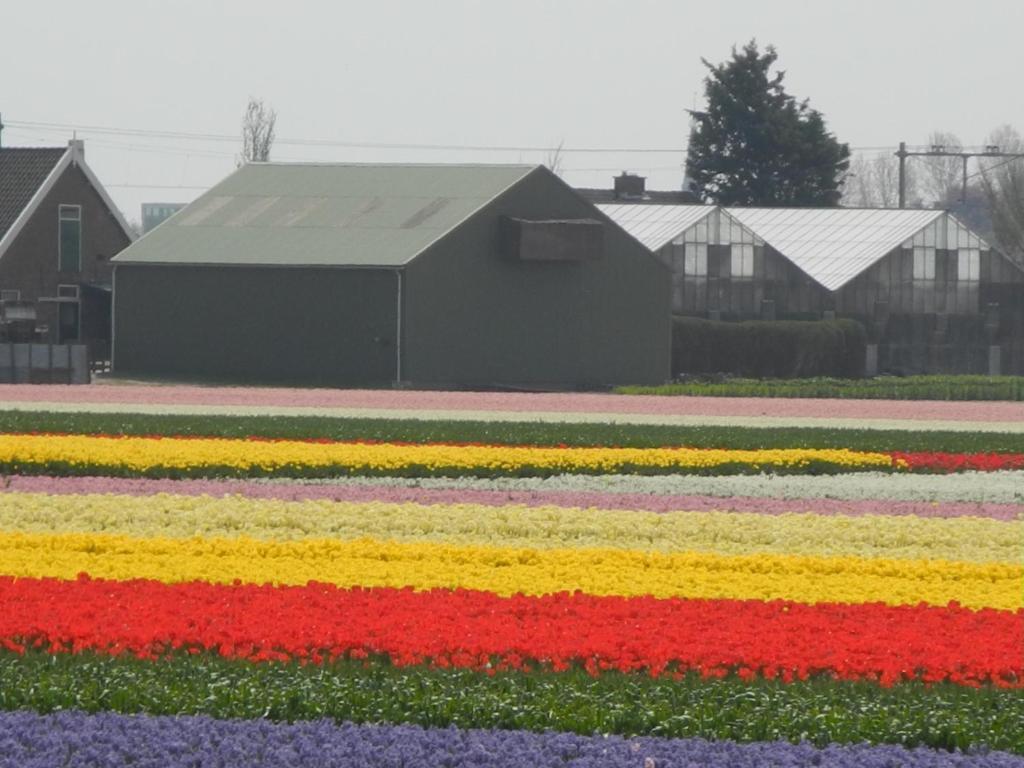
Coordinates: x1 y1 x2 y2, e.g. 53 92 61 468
112 163 670 388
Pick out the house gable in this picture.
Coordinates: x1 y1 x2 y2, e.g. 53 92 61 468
0 142 135 262
402 165 671 387
0 160 133 300
0 148 68 258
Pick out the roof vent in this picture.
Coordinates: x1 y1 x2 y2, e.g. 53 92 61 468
613 171 646 201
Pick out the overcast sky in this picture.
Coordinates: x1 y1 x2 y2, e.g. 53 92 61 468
3 0 1022 222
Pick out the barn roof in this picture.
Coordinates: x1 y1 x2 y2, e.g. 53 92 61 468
596 203 713 251
112 163 538 267
724 207 952 291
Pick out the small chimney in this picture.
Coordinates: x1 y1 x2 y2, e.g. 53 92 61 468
68 137 84 163
0 112 4 149
613 171 646 200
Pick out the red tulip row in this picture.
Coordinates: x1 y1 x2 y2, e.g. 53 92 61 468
2 575 1020 688
890 451 1024 472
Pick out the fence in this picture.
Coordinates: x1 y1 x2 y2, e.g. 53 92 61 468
0 344 90 384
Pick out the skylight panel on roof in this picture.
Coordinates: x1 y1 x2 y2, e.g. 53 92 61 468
724 206 947 291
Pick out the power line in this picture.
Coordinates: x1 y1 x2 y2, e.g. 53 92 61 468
567 164 686 172
966 154 1024 181
105 183 210 189
7 119 688 154
8 120 240 144
84 138 237 160
6 118 901 156
895 141 1024 206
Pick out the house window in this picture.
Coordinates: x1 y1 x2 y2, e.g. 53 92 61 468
731 243 754 278
913 246 935 280
58 205 82 272
957 248 980 282
684 243 708 276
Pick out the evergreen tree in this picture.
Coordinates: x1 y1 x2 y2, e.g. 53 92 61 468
686 41 850 207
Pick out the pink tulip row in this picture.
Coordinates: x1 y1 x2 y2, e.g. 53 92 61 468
0 383 1021 423
1 474 1018 520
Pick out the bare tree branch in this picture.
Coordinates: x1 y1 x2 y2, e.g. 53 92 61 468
544 140 565 176
842 152 918 208
240 97 277 165
979 125 1024 267
919 131 963 205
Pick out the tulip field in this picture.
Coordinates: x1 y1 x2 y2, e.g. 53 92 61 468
0 384 1021 767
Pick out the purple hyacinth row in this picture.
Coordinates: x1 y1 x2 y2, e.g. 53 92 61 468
1 711 1021 768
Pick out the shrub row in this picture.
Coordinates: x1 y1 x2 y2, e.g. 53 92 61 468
0 651 1020 754
617 374 1024 401
0 411 1021 453
670 317 867 378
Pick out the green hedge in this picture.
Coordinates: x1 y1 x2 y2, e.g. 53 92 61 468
672 317 867 378
0 410 1022 453
617 375 1024 401
1 651 1020 754
0 456 902 481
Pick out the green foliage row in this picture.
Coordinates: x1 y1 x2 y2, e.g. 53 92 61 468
0 651 1019 754
671 317 867 379
0 458 899 481
1 410 1021 454
618 375 1024 401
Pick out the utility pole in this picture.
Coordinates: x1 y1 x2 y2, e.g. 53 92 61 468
897 142 907 208
962 154 968 205
896 143 1024 208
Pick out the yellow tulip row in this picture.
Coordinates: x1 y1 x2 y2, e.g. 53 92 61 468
0 492 1017 565
0 434 900 476
1 531 1018 610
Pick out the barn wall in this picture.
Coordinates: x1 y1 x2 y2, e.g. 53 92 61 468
402 168 671 388
113 264 398 386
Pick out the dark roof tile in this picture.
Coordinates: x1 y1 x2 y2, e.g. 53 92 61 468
0 147 67 241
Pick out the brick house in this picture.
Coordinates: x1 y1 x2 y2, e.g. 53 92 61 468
0 137 135 361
